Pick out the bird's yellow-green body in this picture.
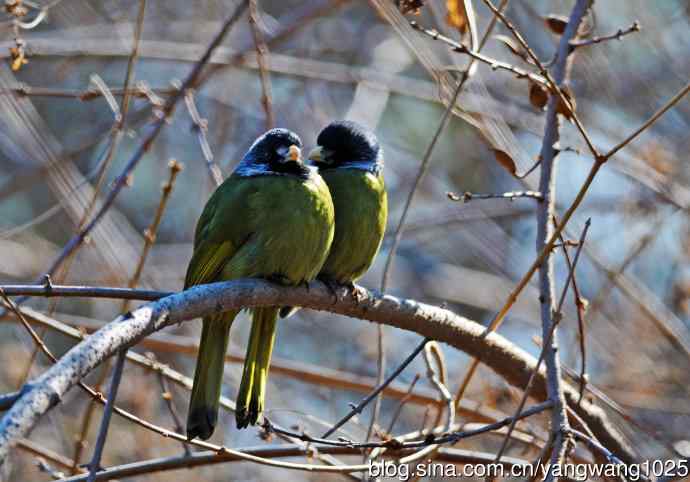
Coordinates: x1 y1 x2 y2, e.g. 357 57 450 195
185 129 334 439
319 168 387 283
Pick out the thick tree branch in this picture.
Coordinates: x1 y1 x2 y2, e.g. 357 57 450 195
0 279 634 465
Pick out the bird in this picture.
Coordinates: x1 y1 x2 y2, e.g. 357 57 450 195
308 120 387 294
185 128 335 439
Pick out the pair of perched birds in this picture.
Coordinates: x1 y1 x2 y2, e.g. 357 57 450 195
184 121 388 440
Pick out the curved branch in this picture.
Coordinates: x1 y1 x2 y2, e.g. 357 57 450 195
0 279 635 464
58 445 529 481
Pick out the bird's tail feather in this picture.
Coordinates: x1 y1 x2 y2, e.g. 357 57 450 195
236 307 278 428
186 312 236 440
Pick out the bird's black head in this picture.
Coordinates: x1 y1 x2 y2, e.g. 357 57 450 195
310 121 383 173
237 128 311 178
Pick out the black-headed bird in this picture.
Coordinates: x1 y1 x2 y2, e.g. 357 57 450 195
308 120 387 291
185 128 334 438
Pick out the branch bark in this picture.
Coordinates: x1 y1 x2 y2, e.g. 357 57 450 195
534 0 592 474
0 279 635 465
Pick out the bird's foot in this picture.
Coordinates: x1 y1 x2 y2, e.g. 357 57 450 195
347 282 367 303
319 276 340 304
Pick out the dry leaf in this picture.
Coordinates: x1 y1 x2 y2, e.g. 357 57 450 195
556 85 577 120
446 0 468 33
529 82 548 110
5 0 28 17
492 148 517 176
544 14 569 35
396 0 425 15
9 46 27 71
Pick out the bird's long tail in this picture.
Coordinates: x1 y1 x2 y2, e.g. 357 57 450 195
186 311 236 440
236 307 278 428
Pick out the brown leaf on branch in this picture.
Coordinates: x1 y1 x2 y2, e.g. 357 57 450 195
396 0 425 15
556 85 577 120
492 148 517 176
446 0 469 33
529 82 549 110
544 14 569 35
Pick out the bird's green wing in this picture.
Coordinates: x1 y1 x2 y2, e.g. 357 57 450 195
184 175 254 289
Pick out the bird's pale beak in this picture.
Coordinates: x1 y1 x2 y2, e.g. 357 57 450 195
285 144 302 163
308 146 323 163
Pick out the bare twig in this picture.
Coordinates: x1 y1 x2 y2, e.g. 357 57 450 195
603 80 690 161
122 159 183 312
569 21 640 50
554 219 588 403
0 284 169 300
447 190 544 202
17 438 81 474
184 89 223 186
266 401 552 449
531 1 591 474
155 363 191 455
492 220 591 469
86 349 127 482
323 338 429 439
248 0 275 129
56 445 530 481
410 21 549 88
385 374 420 435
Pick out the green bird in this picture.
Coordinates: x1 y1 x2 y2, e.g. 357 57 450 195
185 128 334 439
309 120 387 289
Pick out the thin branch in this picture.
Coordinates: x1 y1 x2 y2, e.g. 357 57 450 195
569 21 640 50
0 284 169 300
184 89 223 187
554 218 588 403
57 445 530 481
569 429 627 467
385 374 420 435
248 0 275 129
0 85 176 100
447 190 544 202
322 338 429 439
122 159 182 311
86 349 127 482
532 1 591 474
492 219 591 468
603 80 690 161
266 400 552 449
16 438 82 473
0 279 636 464
409 21 549 88
155 363 191 455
